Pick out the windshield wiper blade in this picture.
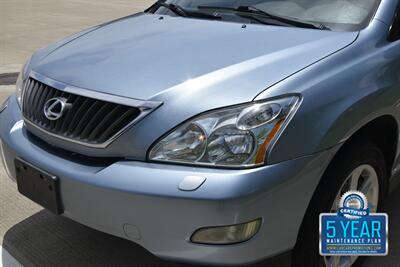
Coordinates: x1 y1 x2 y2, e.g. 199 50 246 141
158 2 187 17
198 5 330 30
240 6 331 30
156 2 221 20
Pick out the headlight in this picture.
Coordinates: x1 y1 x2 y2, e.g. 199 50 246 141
16 56 32 108
149 95 300 167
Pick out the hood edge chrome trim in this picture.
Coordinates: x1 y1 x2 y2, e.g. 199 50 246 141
23 71 162 149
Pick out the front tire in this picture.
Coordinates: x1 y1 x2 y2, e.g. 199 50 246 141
292 139 388 267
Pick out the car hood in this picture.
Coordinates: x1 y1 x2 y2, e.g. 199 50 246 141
33 13 358 105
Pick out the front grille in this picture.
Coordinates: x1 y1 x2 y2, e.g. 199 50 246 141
22 78 141 146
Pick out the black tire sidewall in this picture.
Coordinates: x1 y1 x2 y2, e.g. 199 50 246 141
293 140 388 267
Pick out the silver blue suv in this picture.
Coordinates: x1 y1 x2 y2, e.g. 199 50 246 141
1 1 399 266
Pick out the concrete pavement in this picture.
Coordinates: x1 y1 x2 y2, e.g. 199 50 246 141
0 0 153 70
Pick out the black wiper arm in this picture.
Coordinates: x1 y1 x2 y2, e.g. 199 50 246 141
155 2 221 20
240 6 330 30
158 2 188 17
198 5 330 30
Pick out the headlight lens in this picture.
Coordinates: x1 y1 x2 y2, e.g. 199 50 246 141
16 57 32 108
157 123 207 161
149 96 300 167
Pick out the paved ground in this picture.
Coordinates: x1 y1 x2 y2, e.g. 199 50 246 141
0 0 399 266
0 0 153 71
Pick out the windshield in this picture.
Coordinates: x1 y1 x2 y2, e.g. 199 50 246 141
151 0 381 31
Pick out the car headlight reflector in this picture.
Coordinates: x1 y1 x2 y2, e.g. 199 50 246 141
149 96 300 167
153 123 207 162
207 126 255 165
236 102 282 130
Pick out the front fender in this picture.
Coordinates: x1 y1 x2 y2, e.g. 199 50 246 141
259 20 400 164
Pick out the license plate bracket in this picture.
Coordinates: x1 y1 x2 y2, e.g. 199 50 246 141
15 158 63 214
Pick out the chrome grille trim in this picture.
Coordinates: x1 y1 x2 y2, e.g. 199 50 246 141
29 71 161 109
22 71 162 148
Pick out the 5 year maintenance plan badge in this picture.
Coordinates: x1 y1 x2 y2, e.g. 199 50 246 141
320 191 388 256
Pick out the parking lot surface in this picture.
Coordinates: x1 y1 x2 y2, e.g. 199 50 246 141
0 0 153 70
0 0 399 266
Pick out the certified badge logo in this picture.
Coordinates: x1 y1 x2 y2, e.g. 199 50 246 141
338 192 369 219
320 191 388 256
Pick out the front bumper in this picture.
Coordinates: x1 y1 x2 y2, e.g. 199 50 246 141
0 96 338 266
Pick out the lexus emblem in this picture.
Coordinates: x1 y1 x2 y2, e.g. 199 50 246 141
43 97 71 121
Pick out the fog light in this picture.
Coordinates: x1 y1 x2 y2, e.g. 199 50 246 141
190 219 261 245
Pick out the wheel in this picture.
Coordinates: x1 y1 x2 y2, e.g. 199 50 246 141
292 139 388 267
